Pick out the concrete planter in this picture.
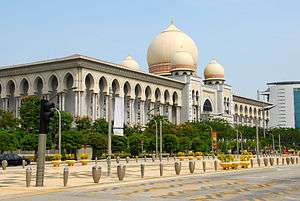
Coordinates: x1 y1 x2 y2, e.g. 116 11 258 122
51 160 61 167
117 165 126 181
239 161 250 168
189 161 195 173
220 162 231 170
179 156 185 161
188 156 194 161
92 165 101 183
80 159 89 166
196 156 202 160
66 160 76 166
175 161 181 175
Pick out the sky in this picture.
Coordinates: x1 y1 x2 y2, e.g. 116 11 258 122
0 0 299 98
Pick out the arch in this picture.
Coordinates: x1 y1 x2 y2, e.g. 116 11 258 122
155 88 161 102
192 90 195 102
172 91 178 105
112 79 120 95
239 105 243 113
48 75 59 92
33 76 44 95
123 81 131 97
99 76 108 93
164 90 170 103
20 78 29 96
85 73 94 90
234 104 238 113
244 106 248 115
203 99 213 112
6 80 16 95
249 107 253 116
195 91 199 102
145 86 152 100
0 83 2 97
63 73 74 90
134 84 142 98
254 108 257 116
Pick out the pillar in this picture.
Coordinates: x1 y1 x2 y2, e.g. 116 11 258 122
140 100 145 126
168 104 172 122
176 106 181 125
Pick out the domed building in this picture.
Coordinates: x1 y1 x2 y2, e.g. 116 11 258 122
147 22 198 76
0 21 271 135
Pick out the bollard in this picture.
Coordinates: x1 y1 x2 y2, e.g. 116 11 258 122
116 156 120 164
135 156 138 163
276 157 279 165
189 161 195 174
140 163 145 178
2 160 8 170
144 156 147 162
126 156 130 164
173 156 176 161
152 155 155 162
296 157 299 164
214 160 218 171
22 160 26 169
269 158 274 166
92 165 101 183
286 157 290 165
250 158 254 168
257 158 261 167
175 161 181 175
63 167 69 187
95 157 98 165
117 165 126 181
202 160 206 172
282 157 285 165
159 163 163 176
25 167 32 187
167 156 169 162
291 157 295 165
263 158 268 167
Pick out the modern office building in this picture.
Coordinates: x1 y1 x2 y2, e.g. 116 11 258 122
264 81 300 128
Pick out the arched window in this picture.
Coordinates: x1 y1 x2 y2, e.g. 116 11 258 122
203 99 212 112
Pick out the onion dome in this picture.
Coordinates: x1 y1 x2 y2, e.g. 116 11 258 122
204 59 225 80
147 21 198 75
170 50 196 72
121 55 140 71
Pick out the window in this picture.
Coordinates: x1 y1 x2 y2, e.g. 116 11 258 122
203 99 212 112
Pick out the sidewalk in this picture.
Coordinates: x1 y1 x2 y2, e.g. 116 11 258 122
0 157 299 200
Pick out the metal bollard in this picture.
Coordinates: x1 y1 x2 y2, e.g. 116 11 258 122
202 160 206 172
189 161 195 174
135 156 138 163
2 160 8 170
117 165 126 181
167 156 169 162
95 157 98 165
286 157 290 165
282 157 285 165
257 158 261 167
22 160 26 169
173 156 176 161
25 167 32 187
152 155 155 162
63 167 69 187
214 160 218 171
144 156 147 162
92 165 101 183
175 161 181 175
250 158 254 168
140 163 145 178
296 157 299 164
126 156 130 164
159 163 163 176
263 158 268 167
116 156 120 164
269 158 274 166
276 157 279 165
291 157 295 165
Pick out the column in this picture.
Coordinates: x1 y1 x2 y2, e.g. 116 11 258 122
95 93 99 119
176 106 181 125
168 104 172 122
74 91 78 117
130 98 135 125
15 97 20 118
58 94 62 110
159 103 164 116
61 93 65 111
105 95 109 120
91 93 96 121
140 100 145 126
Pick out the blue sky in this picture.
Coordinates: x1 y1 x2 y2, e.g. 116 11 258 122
0 0 299 98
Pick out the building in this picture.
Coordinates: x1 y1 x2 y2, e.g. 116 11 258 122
0 22 270 129
263 81 300 128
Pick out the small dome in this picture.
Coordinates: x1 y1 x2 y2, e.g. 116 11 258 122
147 22 198 75
204 59 225 80
121 55 140 71
170 51 195 72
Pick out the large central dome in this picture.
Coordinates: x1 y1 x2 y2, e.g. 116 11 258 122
147 22 198 76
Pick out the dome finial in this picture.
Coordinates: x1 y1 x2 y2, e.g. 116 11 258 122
170 16 175 25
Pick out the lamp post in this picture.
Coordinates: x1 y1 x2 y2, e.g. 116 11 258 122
53 108 62 155
235 128 239 154
255 119 260 158
107 87 113 177
147 108 159 158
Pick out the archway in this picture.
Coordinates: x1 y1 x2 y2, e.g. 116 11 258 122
20 78 29 96
6 80 16 114
33 77 43 96
123 82 131 124
99 77 108 119
84 73 95 117
203 99 213 112
63 73 75 114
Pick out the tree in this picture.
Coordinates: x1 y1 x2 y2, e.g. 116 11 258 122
0 129 18 153
19 96 41 133
0 109 17 129
75 116 92 131
163 134 178 154
61 130 85 152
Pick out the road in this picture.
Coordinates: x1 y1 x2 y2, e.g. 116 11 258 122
4 166 300 201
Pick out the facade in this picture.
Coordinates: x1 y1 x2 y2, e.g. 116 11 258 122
263 81 300 128
0 22 270 128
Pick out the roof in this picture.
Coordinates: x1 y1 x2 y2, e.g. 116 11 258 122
233 95 272 107
267 81 300 85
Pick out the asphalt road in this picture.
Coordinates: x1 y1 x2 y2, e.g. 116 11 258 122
4 166 300 201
